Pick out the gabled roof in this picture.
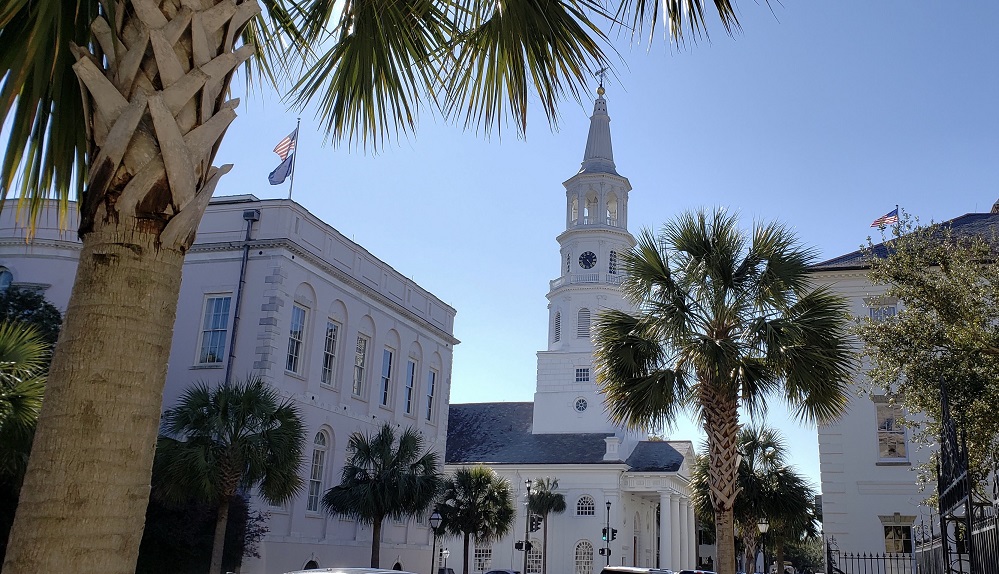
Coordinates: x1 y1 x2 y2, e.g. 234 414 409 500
445 402 685 472
810 212 999 272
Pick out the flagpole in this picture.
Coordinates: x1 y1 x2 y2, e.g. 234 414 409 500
288 117 301 200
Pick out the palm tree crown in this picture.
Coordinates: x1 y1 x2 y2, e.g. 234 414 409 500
323 423 442 568
156 376 306 573
437 465 516 574
594 207 854 574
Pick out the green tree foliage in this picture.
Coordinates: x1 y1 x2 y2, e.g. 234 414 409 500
594 208 854 574
0 321 48 562
528 477 567 574
436 466 516 574
323 423 442 568
856 213 999 484
157 376 305 574
0 287 62 346
136 491 267 574
690 425 818 573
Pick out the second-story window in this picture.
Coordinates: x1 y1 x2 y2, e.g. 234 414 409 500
353 335 368 396
380 349 394 406
286 304 307 373
198 295 231 364
321 321 339 387
426 370 437 422
874 396 907 462
404 360 417 415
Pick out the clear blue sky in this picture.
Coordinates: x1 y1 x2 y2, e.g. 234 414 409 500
211 2 999 488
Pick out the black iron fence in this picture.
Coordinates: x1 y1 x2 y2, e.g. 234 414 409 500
829 550 914 574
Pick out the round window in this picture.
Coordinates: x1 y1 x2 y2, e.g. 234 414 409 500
574 397 588 412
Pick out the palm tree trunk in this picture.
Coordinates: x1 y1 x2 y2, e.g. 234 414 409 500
371 517 385 567
3 1 250 571
3 231 184 573
542 517 549 574
462 532 471 574
702 385 741 574
211 497 232 574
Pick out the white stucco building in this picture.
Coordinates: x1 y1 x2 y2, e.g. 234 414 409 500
444 88 701 574
810 206 999 558
0 195 458 574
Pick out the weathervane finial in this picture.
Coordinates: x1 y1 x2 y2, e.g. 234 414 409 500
594 67 608 96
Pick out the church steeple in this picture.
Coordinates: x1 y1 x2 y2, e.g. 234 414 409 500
532 85 638 435
579 86 618 175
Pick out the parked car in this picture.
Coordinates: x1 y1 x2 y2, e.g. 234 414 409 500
677 570 717 574
284 569 420 574
484 569 520 574
599 567 674 574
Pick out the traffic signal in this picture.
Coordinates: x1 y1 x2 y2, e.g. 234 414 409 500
524 541 533 551
610 528 618 541
601 527 608 541
598 548 606 556
530 514 542 532
515 541 524 551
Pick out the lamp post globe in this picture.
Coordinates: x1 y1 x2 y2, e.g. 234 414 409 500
757 518 769 573
429 512 443 574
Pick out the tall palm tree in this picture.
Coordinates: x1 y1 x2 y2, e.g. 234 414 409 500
436 466 516 574
155 376 306 574
1 0 749 569
323 423 442 568
594 208 854 574
528 476 567 574
689 425 818 573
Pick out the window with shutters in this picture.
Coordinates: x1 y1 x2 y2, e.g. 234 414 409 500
554 312 561 342
577 308 591 338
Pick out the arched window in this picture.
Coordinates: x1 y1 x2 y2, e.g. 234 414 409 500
577 308 591 338
571 197 579 224
584 194 598 223
576 495 595 516
575 541 594 574
553 312 561 343
527 539 542 574
606 195 619 226
307 431 329 512
608 251 617 275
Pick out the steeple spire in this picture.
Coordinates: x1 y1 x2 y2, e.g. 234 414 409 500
579 81 617 175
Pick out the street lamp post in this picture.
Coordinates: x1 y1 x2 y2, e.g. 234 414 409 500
523 479 533 574
605 501 612 566
442 549 450 573
757 518 769 574
429 511 442 574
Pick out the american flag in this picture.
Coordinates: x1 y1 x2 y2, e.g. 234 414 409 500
870 208 899 228
273 128 298 160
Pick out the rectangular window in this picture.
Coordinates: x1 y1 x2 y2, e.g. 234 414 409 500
870 306 897 322
405 360 417 415
353 336 368 395
426 370 437 421
380 349 394 406
198 295 231 364
575 368 590 383
884 525 913 553
320 321 339 386
286 305 307 373
875 399 907 461
473 547 492 572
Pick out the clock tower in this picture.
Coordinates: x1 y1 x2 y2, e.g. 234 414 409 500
532 86 638 434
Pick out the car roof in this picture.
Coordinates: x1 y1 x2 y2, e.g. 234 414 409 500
285 569 420 574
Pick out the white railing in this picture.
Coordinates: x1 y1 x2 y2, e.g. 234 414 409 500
549 273 626 290
570 217 620 228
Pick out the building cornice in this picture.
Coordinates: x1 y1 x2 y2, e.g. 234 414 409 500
190 238 460 347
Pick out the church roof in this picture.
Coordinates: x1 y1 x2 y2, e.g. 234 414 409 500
579 88 618 175
445 402 685 472
810 211 999 271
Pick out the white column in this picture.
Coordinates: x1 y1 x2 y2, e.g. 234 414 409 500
686 501 697 570
659 492 672 569
678 499 689 569
670 495 681 572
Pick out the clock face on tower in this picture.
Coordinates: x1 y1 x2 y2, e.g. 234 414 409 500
579 251 597 269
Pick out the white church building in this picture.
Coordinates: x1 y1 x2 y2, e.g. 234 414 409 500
0 195 458 574
443 87 701 574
